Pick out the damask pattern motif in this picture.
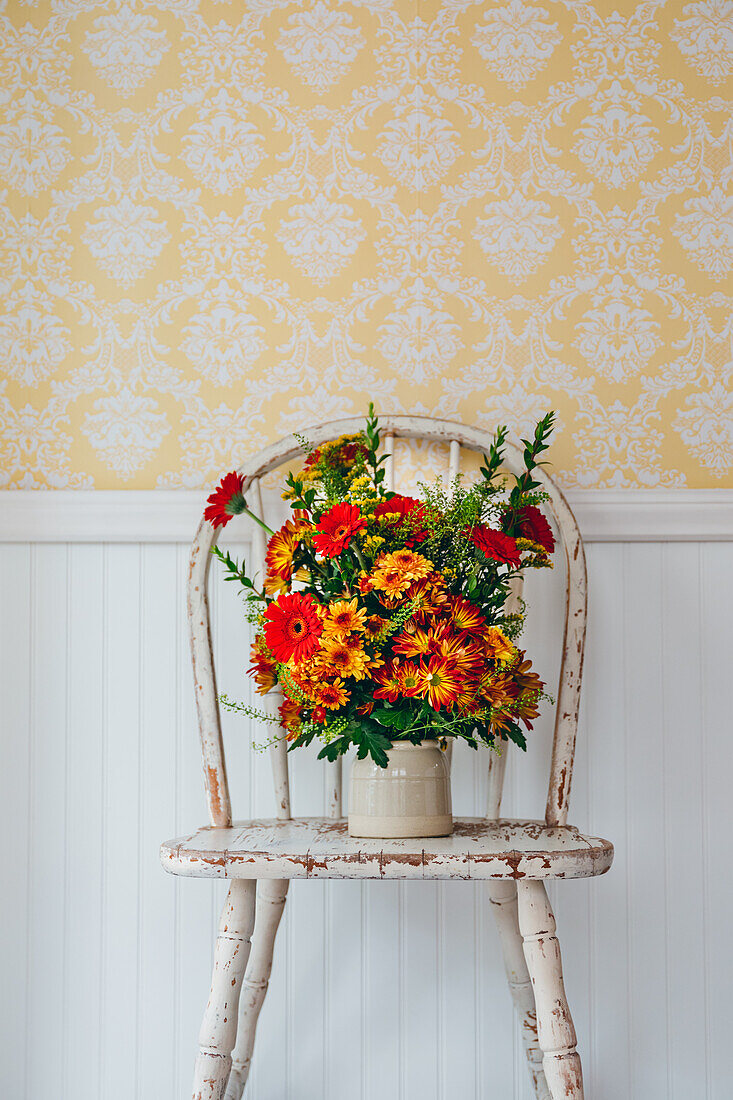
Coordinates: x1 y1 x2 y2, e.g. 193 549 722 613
0 0 731 488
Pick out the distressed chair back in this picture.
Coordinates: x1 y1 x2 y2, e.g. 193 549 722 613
187 417 586 832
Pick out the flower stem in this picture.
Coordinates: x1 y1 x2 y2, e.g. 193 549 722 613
240 504 276 537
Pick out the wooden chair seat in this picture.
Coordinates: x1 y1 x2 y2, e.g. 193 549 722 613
161 817 613 882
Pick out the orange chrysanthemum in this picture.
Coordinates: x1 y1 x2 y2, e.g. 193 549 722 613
484 626 516 663
264 592 323 664
413 657 464 710
364 614 388 639
279 697 303 740
370 549 433 599
432 631 484 675
248 640 277 695
319 636 369 680
392 626 433 658
313 502 367 558
446 596 486 636
481 672 515 711
512 653 544 696
372 662 402 702
403 572 449 621
397 661 422 698
312 678 349 709
322 597 367 638
264 518 311 596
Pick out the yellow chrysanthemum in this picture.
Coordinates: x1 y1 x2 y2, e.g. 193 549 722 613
484 627 516 663
370 548 433 599
318 636 369 680
322 597 367 637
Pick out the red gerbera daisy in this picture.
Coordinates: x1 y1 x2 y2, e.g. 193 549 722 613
264 592 323 663
373 494 430 546
516 506 555 553
469 525 521 568
312 502 367 559
204 471 246 529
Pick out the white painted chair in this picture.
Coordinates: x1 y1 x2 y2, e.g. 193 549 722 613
161 416 613 1100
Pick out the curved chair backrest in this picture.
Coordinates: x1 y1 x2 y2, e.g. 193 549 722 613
187 416 586 831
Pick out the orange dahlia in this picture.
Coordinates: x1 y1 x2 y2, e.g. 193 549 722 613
313 502 367 558
264 592 323 663
469 525 521 568
205 471 246 529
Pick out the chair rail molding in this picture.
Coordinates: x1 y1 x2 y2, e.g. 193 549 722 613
1 489 732 543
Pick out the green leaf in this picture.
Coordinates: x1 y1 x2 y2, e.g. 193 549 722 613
503 721 528 752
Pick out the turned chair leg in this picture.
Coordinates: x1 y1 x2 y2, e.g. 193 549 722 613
223 879 289 1100
488 882 551 1100
517 881 584 1100
192 880 257 1100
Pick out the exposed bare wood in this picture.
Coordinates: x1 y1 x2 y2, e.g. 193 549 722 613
161 817 613 882
224 879 289 1100
191 880 256 1100
489 881 550 1099
518 881 585 1098
188 519 231 828
543 484 587 827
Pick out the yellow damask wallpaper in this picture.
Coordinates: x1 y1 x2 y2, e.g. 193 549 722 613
1 0 731 488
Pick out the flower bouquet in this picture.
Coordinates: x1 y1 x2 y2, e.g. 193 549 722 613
208 409 556 834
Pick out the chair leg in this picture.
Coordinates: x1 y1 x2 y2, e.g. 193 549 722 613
223 879 289 1100
192 880 257 1100
488 882 551 1100
517 881 584 1100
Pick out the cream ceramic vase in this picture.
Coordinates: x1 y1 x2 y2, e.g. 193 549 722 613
348 740 453 839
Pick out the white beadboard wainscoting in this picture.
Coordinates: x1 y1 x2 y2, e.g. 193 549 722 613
2 493 732 1100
